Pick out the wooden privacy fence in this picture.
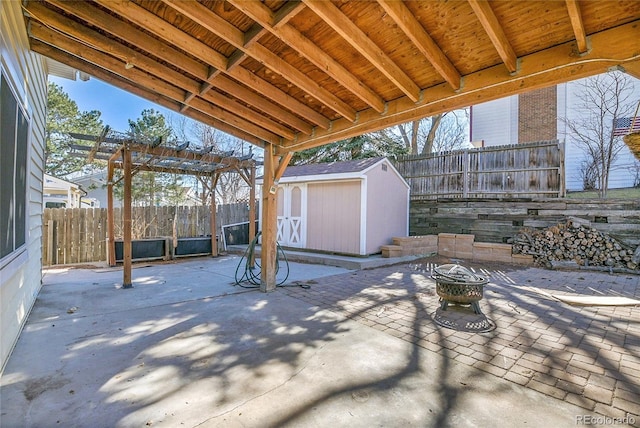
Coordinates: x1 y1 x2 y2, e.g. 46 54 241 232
42 203 251 266
394 141 565 200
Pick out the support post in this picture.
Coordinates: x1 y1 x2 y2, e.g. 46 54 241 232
210 174 218 257
260 143 278 292
122 143 133 289
248 164 256 267
107 160 116 266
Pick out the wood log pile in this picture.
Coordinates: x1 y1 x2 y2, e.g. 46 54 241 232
511 220 639 270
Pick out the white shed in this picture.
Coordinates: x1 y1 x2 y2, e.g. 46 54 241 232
259 157 409 256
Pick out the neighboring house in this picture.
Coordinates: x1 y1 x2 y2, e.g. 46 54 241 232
1 1 48 372
43 174 96 208
71 170 114 208
71 170 202 208
258 157 409 256
470 73 640 191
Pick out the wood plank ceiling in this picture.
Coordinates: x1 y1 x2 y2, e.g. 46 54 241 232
24 1 640 154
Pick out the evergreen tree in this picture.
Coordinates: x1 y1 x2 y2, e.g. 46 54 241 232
291 134 408 165
117 109 187 206
45 82 104 176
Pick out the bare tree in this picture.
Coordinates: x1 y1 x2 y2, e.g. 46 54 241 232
187 121 253 205
382 109 469 155
629 160 640 188
562 71 636 197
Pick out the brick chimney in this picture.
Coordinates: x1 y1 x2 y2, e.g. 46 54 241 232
518 86 557 143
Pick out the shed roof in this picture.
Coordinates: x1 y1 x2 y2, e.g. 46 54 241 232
258 157 409 188
23 1 640 154
280 157 385 178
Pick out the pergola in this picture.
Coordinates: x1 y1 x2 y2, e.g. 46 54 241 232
69 131 256 288
23 0 640 291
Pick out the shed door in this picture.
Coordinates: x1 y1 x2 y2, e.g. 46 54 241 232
277 184 306 248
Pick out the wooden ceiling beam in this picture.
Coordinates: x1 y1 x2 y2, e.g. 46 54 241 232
228 0 386 113
163 0 357 121
303 0 421 102
29 23 281 144
28 2 291 139
182 24 265 114
211 78 313 135
201 92 295 140
467 0 518 74
279 21 640 153
44 0 327 130
565 0 589 54
621 60 640 80
29 40 264 146
29 3 271 133
227 66 330 129
377 0 461 91
93 0 228 71
27 2 198 94
273 1 305 29
44 0 210 80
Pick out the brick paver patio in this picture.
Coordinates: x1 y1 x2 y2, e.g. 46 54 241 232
283 256 640 421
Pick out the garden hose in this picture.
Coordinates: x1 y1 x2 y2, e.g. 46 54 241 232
234 231 294 288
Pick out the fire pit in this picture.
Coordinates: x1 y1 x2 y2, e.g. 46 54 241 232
431 264 488 315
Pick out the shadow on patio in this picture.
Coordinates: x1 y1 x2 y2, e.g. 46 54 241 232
1 255 637 427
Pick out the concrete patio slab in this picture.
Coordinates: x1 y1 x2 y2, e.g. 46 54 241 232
1 254 638 427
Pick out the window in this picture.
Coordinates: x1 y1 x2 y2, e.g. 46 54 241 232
1 72 29 262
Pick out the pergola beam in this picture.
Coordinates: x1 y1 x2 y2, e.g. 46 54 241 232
303 0 421 102
96 132 256 287
467 0 518 74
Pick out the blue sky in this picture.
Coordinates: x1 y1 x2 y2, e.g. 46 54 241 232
49 75 176 132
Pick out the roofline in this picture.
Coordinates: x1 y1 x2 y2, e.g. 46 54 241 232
257 171 366 185
256 158 409 188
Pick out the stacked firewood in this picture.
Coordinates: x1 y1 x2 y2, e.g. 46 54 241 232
511 220 639 270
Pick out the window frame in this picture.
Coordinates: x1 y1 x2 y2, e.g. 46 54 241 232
1 68 31 271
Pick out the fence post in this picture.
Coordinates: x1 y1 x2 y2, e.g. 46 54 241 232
47 219 54 266
558 141 566 197
463 150 469 198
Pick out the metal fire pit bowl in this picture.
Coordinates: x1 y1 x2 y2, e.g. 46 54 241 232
431 264 488 315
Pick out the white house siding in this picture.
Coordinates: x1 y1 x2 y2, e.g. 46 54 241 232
364 162 409 254
1 1 47 372
472 74 639 192
560 76 639 191
306 181 361 255
470 96 519 146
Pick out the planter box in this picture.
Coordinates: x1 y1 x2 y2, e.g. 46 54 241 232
115 236 219 261
115 238 168 262
174 237 215 257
